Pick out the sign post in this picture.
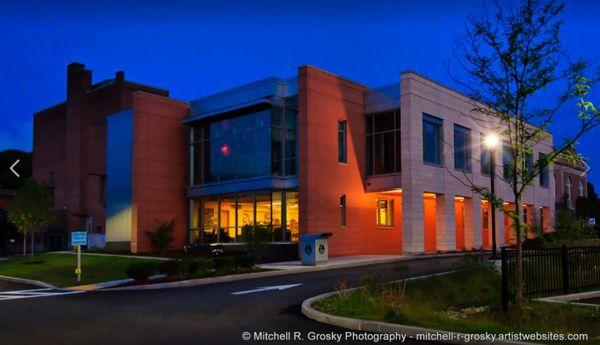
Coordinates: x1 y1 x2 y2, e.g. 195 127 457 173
71 231 88 283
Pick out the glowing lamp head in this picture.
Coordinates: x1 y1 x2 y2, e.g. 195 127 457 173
484 133 499 149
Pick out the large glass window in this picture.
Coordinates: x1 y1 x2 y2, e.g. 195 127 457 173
423 114 443 165
454 124 471 172
338 121 347 163
190 103 297 185
376 199 394 227
366 110 401 175
191 189 299 244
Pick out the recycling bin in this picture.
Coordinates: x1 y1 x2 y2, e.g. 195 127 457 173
301 233 333 265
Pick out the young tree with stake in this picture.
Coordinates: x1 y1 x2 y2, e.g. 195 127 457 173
453 0 600 309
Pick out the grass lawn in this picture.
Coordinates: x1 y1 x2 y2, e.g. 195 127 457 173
316 267 600 343
0 253 162 288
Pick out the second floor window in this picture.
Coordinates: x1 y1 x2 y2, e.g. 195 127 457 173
480 134 491 176
190 103 297 185
338 121 347 163
365 110 401 175
503 143 514 180
454 124 471 172
423 114 443 165
539 153 549 187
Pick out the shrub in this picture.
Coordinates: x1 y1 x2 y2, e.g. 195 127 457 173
186 257 213 276
158 260 184 276
213 256 236 272
145 219 176 255
125 262 157 280
240 224 271 260
234 253 256 269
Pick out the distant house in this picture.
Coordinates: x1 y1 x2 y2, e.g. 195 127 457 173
554 148 588 210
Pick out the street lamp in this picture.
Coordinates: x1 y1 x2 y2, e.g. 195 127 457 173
484 133 499 259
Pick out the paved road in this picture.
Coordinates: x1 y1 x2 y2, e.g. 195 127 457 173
0 255 482 345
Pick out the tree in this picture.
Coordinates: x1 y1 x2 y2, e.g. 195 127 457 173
453 0 600 310
145 219 176 255
6 178 56 259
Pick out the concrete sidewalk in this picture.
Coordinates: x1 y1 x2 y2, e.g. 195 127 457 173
259 252 487 271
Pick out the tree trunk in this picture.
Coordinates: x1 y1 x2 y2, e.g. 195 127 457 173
30 232 35 260
22 232 27 256
514 197 524 312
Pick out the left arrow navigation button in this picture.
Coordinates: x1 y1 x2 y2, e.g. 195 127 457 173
10 159 20 178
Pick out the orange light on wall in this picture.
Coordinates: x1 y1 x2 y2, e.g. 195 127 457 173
424 192 437 199
454 196 465 201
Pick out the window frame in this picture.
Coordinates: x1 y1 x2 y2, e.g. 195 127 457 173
376 199 394 227
422 114 443 166
453 124 472 172
340 194 347 227
338 120 347 164
365 110 401 175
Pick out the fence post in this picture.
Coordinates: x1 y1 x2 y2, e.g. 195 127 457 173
501 247 508 312
561 245 569 294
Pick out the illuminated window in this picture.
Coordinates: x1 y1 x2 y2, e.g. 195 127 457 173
376 199 394 227
340 195 346 226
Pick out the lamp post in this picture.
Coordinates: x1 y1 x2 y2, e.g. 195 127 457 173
484 133 499 259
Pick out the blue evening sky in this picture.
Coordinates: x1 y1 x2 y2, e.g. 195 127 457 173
1 0 599 183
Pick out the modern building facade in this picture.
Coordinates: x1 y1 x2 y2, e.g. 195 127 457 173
33 63 559 256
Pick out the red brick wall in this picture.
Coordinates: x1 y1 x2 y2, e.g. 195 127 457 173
33 64 170 237
298 66 403 256
130 92 189 253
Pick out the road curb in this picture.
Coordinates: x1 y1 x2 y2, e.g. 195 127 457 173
0 274 58 289
102 253 488 291
301 270 535 345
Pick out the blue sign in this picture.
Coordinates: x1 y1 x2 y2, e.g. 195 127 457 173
71 231 88 246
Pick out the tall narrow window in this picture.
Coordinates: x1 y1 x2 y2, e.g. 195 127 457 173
503 142 514 179
539 153 549 187
578 180 584 198
480 134 491 176
365 111 401 175
340 195 346 226
566 177 572 204
376 199 394 227
423 114 443 165
338 121 347 163
454 125 471 172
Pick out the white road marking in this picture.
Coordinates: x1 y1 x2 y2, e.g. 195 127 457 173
231 283 302 295
0 288 84 301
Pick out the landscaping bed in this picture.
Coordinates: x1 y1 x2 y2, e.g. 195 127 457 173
0 253 163 288
315 267 600 343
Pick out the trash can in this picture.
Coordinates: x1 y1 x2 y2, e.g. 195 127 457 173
301 233 332 265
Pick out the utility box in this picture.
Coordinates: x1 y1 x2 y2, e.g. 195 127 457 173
301 233 332 265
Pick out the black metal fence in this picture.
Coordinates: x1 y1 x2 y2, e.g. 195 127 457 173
501 245 600 311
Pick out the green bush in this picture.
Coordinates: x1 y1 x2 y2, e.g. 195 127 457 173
186 257 213 276
125 262 157 280
234 253 256 269
158 260 184 276
213 256 236 272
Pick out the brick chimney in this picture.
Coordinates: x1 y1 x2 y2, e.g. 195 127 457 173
115 71 125 82
67 62 92 98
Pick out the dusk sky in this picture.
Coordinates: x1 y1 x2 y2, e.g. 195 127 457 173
1 0 599 183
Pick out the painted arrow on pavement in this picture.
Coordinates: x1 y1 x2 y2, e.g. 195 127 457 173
231 283 302 295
